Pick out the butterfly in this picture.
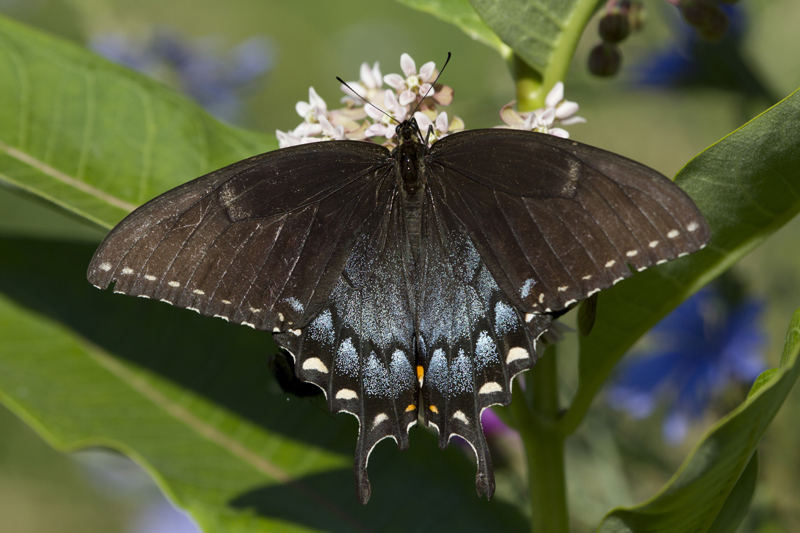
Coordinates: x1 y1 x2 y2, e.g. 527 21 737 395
88 110 709 504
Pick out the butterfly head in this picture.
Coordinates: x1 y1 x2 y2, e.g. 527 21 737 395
395 117 423 147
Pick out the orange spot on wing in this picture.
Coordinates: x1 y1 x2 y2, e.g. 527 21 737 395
429 405 439 414
416 365 424 382
405 404 417 412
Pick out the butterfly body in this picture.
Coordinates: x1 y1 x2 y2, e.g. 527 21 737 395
88 120 709 504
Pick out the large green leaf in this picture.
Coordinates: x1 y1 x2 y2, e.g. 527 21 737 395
394 0 511 59
597 308 800 532
0 15 274 230
468 0 602 89
561 87 800 435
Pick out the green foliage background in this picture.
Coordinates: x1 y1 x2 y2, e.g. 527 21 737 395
1 0 799 532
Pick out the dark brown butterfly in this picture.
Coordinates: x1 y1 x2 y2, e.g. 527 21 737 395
88 112 709 504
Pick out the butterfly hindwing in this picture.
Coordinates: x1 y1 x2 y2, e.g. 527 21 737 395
416 188 551 499
428 130 710 314
276 178 418 504
88 142 392 333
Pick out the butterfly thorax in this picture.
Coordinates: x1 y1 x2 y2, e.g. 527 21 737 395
393 119 429 260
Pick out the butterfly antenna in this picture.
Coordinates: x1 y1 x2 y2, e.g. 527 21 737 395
410 52 452 139
336 77 400 125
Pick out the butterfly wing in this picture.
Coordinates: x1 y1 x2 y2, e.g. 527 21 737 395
428 129 710 315
420 129 710 497
417 185 552 499
88 141 393 332
275 178 418 505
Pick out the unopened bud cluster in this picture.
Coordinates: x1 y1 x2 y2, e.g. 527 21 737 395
588 1 646 77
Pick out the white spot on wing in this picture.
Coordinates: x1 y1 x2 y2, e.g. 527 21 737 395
336 338 359 377
187 307 200 314
121 267 133 275
582 275 592 280
278 313 285 322
605 260 616 268
144 275 156 281
168 281 180 288
588 288 600 296
687 222 699 232
649 240 660 248
222 299 231 305
308 309 335 345
539 294 545 304
285 297 304 313
525 313 534 323
373 413 389 428
656 259 668 265
494 301 517 334
213 314 229 322
159 299 172 305
476 331 499 371
336 389 358 400
506 347 529 364
450 350 473 396
479 382 502 395
453 411 469 424
520 278 536 298
558 286 569 292
302 357 328 373
242 322 256 329
193 289 205 295
291 329 302 336
99 262 112 272
667 229 680 238
626 250 638 257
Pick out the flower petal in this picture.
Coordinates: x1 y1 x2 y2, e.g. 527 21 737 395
545 81 564 108
400 53 416 77
419 61 435 81
500 102 524 126
383 73 406 91
555 101 579 119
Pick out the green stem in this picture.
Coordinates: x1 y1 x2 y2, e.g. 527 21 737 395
513 54 544 112
513 345 569 533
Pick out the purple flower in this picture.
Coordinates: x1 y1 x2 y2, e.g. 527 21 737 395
91 29 272 123
607 287 766 443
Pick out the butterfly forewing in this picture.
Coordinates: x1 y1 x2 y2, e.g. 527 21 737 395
88 142 392 332
428 130 710 314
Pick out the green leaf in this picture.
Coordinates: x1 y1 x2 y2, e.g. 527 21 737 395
468 0 602 93
597 308 800 532
395 0 512 59
0 15 275 231
561 87 800 435
0 237 528 532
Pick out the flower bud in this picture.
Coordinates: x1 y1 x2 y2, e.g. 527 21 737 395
599 12 630 44
588 42 622 77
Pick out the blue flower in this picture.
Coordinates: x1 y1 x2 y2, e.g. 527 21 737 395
607 287 766 443
634 5 777 104
91 29 273 123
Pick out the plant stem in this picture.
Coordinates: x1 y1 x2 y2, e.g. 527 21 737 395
513 345 569 533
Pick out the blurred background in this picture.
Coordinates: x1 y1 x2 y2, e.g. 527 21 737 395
0 0 798 531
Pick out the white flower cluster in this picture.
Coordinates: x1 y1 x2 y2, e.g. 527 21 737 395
277 54 584 148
